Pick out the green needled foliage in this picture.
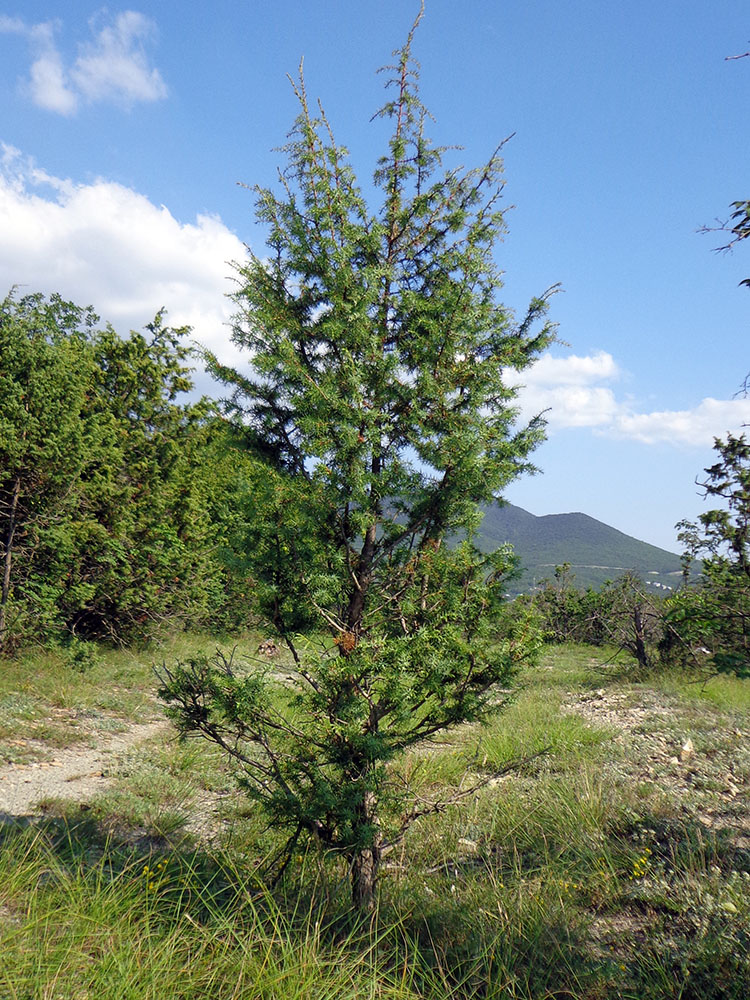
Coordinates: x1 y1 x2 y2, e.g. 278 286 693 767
61 310 216 644
160 10 555 910
672 433 750 678
0 292 97 652
0 291 253 653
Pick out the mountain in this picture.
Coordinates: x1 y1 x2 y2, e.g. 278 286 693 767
475 503 684 592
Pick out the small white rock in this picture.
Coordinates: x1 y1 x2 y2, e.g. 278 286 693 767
680 738 694 761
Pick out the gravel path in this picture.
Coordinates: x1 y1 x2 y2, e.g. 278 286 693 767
0 720 170 819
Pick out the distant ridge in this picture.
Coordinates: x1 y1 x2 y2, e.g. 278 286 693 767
476 503 683 592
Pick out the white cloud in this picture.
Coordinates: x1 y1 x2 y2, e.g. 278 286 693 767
525 350 620 386
517 350 750 447
611 398 750 446
0 147 246 369
71 11 167 106
0 15 25 33
515 351 621 427
525 384 621 428
26 22 77 115
0 11 167 114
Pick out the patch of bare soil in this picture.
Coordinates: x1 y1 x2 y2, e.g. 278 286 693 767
0 720 170 820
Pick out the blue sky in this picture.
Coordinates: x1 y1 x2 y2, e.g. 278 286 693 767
1 1 749 552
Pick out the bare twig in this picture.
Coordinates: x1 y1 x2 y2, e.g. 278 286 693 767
381 746 551 855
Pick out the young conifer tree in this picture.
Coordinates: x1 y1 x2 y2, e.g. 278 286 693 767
673 433 750 678
160 8 556 910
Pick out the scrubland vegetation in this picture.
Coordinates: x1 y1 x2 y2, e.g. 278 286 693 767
2 8 749 997
0 640 748 999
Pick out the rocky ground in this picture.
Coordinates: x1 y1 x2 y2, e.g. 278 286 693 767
569 684 750 850
0 666 747 858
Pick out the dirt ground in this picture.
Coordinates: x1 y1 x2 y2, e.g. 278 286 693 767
0 720 170 819
0 675 747 853
569 684 750 849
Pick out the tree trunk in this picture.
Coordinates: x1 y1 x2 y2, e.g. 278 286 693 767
352 846 380 912
632 606 649 671
346 520 378 634
345 446 381 636
350 789 381 912
0 475 21 653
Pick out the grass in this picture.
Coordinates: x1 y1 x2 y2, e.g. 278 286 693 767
0 632 269 761
0 639 748 998
0 825 439 999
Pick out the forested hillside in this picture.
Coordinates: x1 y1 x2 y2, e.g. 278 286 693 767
477 503 683 591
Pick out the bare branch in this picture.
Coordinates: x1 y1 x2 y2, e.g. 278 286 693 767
381 746 551 854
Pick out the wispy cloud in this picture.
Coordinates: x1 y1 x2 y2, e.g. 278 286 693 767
0 15 26 33
0 146 245 368
71 11 167 105
0 10 167 115
516 351 750 447
26 21 78 115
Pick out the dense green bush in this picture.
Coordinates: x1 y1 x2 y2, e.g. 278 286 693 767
0 291 255 653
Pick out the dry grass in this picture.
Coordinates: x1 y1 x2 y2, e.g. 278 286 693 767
0 640 748 998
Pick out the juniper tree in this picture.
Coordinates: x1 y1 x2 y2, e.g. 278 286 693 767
0 291 245 651
160 10 556 910
672 433 750 677
0 292 95 653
